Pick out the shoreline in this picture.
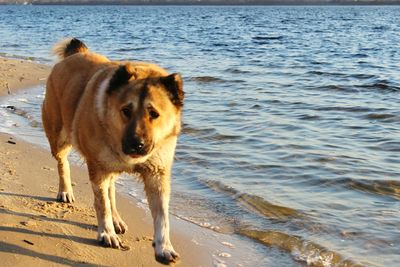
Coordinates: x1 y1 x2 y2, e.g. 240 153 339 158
0 57 240 266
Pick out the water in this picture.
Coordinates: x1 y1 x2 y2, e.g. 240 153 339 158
1 5 400 267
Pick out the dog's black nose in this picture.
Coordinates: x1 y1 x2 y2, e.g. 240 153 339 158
131 137 145 153
123 136 146 155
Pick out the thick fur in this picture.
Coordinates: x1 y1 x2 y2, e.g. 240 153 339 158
42 38 184 263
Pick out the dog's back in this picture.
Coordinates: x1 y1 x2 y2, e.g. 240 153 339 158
43 39 112 140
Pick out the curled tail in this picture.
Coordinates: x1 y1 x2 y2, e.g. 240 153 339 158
52 38 88 60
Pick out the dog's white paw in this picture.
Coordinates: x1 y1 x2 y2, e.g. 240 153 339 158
113 216 128 234
98 230 121 249
57 190 75 203
154 244 180 264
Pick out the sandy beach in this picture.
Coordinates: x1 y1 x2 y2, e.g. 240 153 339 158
0 57 49 97
0 57 235 267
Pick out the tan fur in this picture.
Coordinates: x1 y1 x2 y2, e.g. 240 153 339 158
42 39 183 263
52 38 89 60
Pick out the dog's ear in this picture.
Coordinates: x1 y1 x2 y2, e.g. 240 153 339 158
107 64 136 94
160 73 184 107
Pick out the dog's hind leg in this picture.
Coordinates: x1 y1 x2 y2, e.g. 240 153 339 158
45 126 74 203
89 167 121 248
42 85 75 203
109 176 128 234
54 141 74 203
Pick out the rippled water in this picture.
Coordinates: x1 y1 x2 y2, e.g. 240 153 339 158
1 5 399 266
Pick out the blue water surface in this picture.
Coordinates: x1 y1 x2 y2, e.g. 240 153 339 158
0 5 399 266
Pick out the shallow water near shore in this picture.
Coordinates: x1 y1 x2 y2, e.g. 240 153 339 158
1 5 400 267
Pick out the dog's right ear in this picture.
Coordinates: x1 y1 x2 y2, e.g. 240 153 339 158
107 64 136 94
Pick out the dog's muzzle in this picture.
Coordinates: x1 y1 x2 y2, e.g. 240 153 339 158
122 136 148 158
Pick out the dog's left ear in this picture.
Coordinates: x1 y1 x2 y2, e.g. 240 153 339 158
160 73 184 107
107 64 136 94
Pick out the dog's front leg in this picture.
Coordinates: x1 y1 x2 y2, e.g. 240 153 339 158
109 176 128 234
89 167 121 248
143 170 179 263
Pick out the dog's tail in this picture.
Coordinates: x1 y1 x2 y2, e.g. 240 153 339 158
52 38 88 60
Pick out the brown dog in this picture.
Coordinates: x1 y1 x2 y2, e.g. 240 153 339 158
42 38 184 263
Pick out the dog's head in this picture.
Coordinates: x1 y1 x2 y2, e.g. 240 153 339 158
99 63 184 164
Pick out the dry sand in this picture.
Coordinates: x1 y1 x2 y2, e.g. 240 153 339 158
0 57 238 267
0 57 49 97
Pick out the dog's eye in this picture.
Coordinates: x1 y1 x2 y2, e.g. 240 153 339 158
121 106 132 119
149 109 159 120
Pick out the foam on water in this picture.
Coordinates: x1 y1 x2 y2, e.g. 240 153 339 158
240 229 364 267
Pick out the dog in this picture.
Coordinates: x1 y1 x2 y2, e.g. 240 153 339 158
42 38 184 263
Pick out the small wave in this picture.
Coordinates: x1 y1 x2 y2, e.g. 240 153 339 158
307 71 379 81
356 80 400 91
310 60 330 65
182 124 215 136
349 73 377 80
364 113 398 122
239 193 300 220
252 36 284 41
224 68 251 74
17 98 29 103
252 36 284 45
315 105 371 113
372 25 390 31
311 85 352 92
303 178 400 200
201 179 302 220
251 104 262 110
212 43 229 47
114 48 133 52
1 105 42 128
1 43 21 48
309 79 400 93
182 124 239 141
351 53 369 59
347 179 400 200
0 53 50 64
189 76 227 83
239 229 363 267
367 141 400 153
297 114 321 121
307 71 347 77
114 47 146 52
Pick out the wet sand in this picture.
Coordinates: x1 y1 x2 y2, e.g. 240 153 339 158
0 57 220 267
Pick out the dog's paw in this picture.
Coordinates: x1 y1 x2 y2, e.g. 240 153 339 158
98 230 121 249
113 216 128 234
155 245 180 264
57 190 75 203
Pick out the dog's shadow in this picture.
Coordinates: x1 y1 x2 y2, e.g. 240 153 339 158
0 191 55 202
0 224 98 247
0 191 108 264
0 191 96 230
0 240 108 267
